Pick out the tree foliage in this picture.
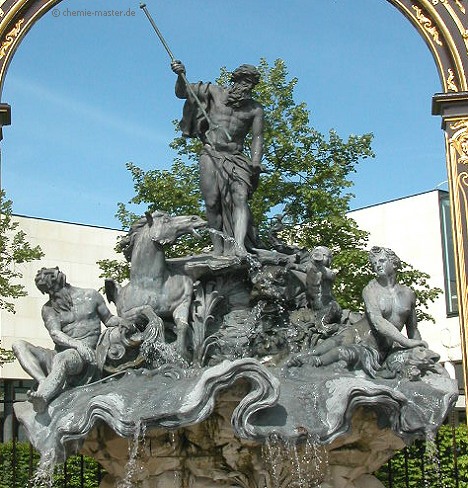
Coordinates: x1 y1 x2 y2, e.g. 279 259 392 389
0 346 14 366
0 190 44 314
0 189 44 365
99 59 440 317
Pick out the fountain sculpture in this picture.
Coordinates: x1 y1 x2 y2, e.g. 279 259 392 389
13 58 457 488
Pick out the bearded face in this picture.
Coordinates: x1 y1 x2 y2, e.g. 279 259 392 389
35 267 73 312
226 79 254 107
35 267 67 294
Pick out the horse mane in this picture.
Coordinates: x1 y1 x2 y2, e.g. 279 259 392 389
118 210 168 261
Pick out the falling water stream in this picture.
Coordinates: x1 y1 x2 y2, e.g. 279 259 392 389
141 338 188 368
205 229 246 255
205 228 262 274
168 431 183 488
263 433 328 488
228 300 266 359
30 453 55 488
423 430 446 488
117 419 147 488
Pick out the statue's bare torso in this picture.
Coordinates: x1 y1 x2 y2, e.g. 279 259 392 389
42 286 109 350
13 275 116 413
363 280 417 352
202 85 263 153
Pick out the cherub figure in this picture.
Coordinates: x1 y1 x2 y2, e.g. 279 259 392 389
306 246 342 335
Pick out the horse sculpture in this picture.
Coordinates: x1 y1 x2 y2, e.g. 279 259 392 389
105 210 207 358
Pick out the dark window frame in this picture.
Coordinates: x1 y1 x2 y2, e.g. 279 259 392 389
439 191 459 316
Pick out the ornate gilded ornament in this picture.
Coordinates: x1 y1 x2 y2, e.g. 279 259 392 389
454 169 468 339
454 0 466 14
0 19 24 59
447 68 459 91
0 0 7 18
449 120 468 164
412 5 443 46
431 0 465 14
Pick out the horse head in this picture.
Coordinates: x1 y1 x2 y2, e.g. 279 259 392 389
145 210 207 246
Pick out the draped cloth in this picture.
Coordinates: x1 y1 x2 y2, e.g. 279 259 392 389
202 146 258 251
179 82 211 141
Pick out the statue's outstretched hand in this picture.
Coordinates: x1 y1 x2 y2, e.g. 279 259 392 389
171 60 186 76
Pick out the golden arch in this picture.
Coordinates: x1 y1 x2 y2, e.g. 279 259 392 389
0 0 468 410
0 0 463 96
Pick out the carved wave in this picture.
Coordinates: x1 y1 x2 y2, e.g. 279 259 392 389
14 358 280 463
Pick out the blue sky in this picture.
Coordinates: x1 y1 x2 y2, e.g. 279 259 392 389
1 0 447 229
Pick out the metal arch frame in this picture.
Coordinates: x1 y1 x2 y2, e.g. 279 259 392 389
0 0 468 414
388 0 468 91
387 0 468 423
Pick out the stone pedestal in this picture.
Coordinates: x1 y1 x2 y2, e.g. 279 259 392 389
81 387 405 488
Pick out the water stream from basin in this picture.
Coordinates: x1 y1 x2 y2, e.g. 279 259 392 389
263 433 328 488
117 419 147 488
30 452 55 488
423 430 446 488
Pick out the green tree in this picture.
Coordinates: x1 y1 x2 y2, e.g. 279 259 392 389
0 189 44 364
99 59 440 316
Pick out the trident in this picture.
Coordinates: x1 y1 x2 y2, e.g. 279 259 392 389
139 3 232 142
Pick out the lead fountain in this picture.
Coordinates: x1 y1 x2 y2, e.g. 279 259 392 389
12 51 458 488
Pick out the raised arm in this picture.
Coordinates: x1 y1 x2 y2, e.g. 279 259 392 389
171 60 188 99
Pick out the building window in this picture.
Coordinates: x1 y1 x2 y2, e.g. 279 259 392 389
439 193 459 315
452 361 466 394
